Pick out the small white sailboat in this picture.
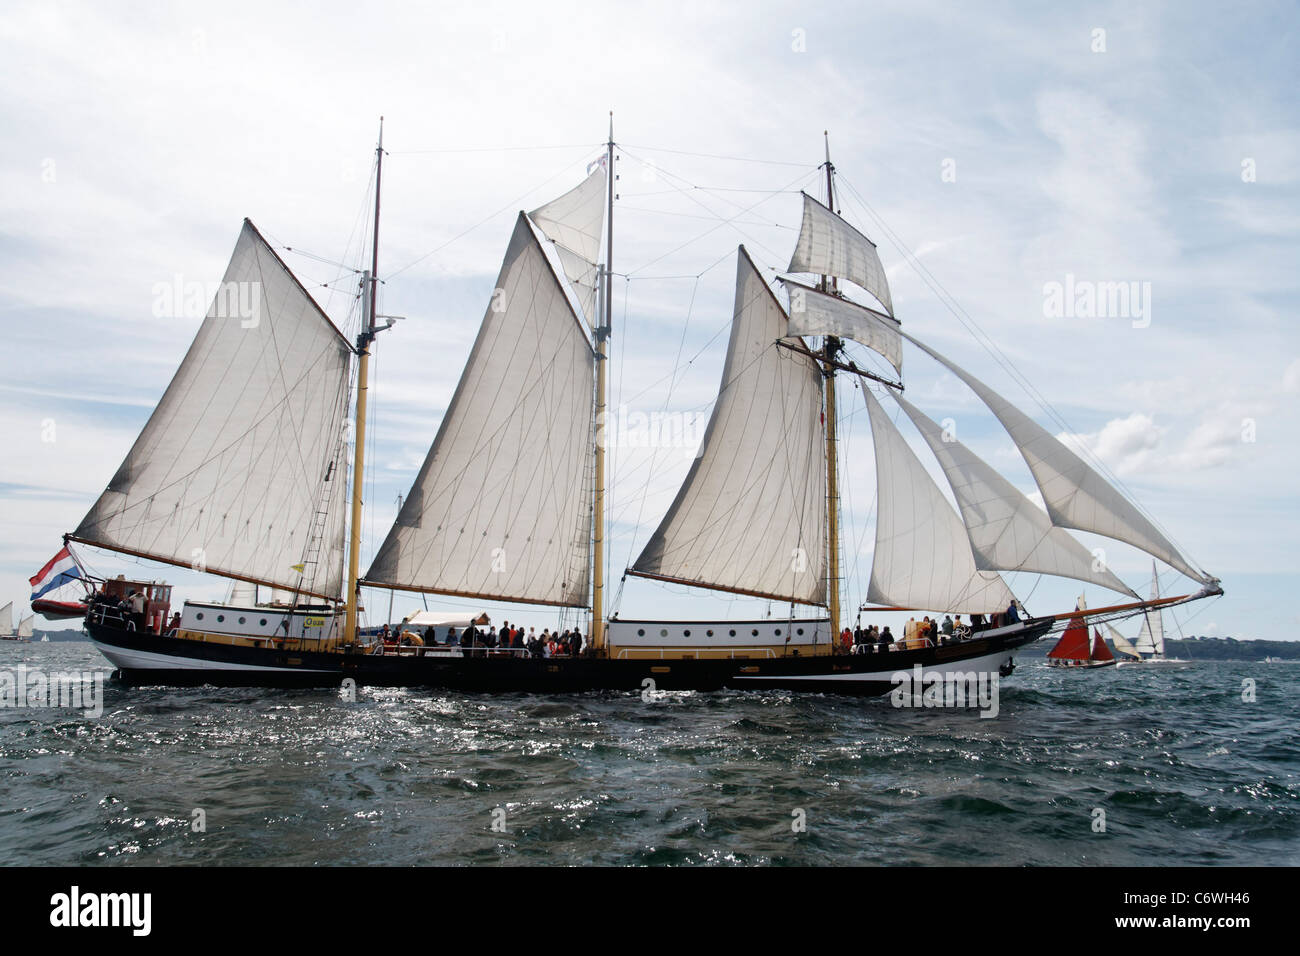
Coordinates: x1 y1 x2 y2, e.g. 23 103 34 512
1115 561 1187 664
0 602 17 642
17 614 34 641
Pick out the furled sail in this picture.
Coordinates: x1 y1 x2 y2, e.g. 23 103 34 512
901 332 1210 585
891 392 1137 597
364 213 595 607
72 220 353 599
779 277 902 375
1133 562 1166 656
630 247 827 605
862 387 1017 613
787 192 893 316
529 166 606 324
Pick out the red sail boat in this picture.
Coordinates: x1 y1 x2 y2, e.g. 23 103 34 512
1046 599 1117 669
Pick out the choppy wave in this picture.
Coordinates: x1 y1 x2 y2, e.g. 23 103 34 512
1 644 1296 865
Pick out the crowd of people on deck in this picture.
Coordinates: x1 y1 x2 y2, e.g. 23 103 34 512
374 620 584 659
836 601 1027 654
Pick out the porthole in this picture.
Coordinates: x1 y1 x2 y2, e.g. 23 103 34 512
260 619 268 626
752 628 759 636
683 630 691 637
217 615 225 623
707 629 714 637
238 616 246 625
797 628 804 636
637 628 645 637
660 628 669 637
729 629 736 637
775 628 782 636
196 612 204 621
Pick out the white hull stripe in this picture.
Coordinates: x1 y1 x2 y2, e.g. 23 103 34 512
733 649 1013 682
90 639 335 673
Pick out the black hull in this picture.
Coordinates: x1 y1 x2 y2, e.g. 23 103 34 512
85 617 1052 697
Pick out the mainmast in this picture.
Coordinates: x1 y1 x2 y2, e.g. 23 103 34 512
592 113 614 653
345 117 384 644
821 132 843 647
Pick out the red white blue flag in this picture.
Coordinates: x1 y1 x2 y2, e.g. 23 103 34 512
30 546 83 600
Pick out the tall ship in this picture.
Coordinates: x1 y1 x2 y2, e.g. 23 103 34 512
70 120 1221 693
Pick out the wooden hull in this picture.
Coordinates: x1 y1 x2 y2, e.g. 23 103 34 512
1045 658 1117 669
85 616 1053 697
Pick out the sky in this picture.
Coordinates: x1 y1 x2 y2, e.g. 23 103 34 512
1 0 1296 643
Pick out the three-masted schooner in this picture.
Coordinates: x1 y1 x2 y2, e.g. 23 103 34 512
72 120 1221 694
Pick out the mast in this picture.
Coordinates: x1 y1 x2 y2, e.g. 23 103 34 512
822 132 843 647
345 117 384 644
592 113 614 653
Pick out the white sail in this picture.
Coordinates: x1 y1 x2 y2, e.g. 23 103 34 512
1133 562 1166 656
0 602 11 636
631 247 827 605
780 277 902 375
787 192 893 315
1107 623 1141 658
17 615 33 639
529 167 606 324
365 213 595 607
901 332 1209 585
72 221 353 600
228 581 257 606
892 393 1136 597
863 387 1017 613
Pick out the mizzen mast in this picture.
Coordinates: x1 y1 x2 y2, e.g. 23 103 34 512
592 113 615 654
345 117 385 644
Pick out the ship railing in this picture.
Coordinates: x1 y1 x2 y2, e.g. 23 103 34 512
615 647 779 660
89 604 135 630
379 643 534 659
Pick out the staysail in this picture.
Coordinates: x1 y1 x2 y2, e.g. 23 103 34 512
891 392 1136 596
780 277 902 375
1106 623 1141 659
364 213 596 607
901 332 1210 585
529 166 606 324
630 247 827 606
787 192 893 315
72 220 353 599
862 387 1017 613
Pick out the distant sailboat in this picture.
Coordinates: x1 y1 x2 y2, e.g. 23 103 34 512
1046 597 1116 668
17 614 34 641
0 602 15 641
1118 561 1187 664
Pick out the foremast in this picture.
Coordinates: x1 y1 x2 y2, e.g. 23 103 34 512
345 118 385 644
821 133 843 644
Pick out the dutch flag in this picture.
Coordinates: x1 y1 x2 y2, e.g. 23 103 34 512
30 546 83 600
